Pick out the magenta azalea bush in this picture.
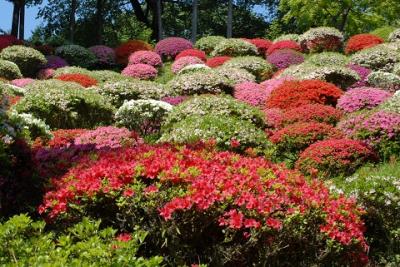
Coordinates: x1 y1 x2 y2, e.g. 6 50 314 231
44 55 69 69
89 45 116 66
347 64 372 88
128 51 163 68
267 49 304 69
234 81 269 107
171 56 204 74
160 96 189 106
121 63 158 80
337 87 392 113
155 37 193 60
11 78 35 87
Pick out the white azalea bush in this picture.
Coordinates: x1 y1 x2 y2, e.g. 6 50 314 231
178 64 210 75
350 44 400 72
388 28 400 42
367 71 400 91
305 52 349 67
223 56 274 81
211 38 258 57
299 27 344 53
115 99 173 135
0 59 22 80
9 112 52 141
53 66 94 77
379 91 400 113
214 66 256 86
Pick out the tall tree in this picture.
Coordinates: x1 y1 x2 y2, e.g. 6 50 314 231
69 0 77 43
11 1 20 37
18 0 25 40
94 0 105 44
227 0 233 37
191 0 198 42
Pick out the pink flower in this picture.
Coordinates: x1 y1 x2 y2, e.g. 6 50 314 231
171 56 204 73
116 233 132 242
122 63 158 80
128 50 163 68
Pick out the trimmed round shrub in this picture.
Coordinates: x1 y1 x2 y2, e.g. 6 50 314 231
388 28 400 42
163 94 265 131
0 35 21 51
195 35 226 54
296 139 375 177
299 27 344 53
55 73 98 88
175 49 206 61
338 110 400 158
167 69 233 95
88 45 116 66
53 66 93 77
234 82 269 108
115 99 172 135
121 63 158 80
128 50 162 68
0 45 46 77
267 40 301 55
206 56 231 68
379 91 400 113
11 78 34 88
370 26 396 41
337 87 392 113
367 71 400 91
211 38 258 57
273 34 300 42
160 114 269 152
98 80 166 107
177 64 210 75
44 55 69 69
306 52 349 67
155 37 193 60
279 104 343 128
270 122 344 162
350 44 400 72
89 70 126 84
115 40 153 65
214 66 256 86
266 80 343 109
260 77 292 94
37 68 55 80
247 38 272 54
55 45 97 69
0 59 22 80
267 49 304 69
345 34 384 54
348 64 372 88
223 56 274 81
171 56 204 74
14 80 114 129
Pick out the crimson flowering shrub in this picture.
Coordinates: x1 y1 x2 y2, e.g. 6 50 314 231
337 87 392 113
34 44 54 55
347 64 372 88
115 40 153 65
279 104 343 128
38 143 368 266
171 56 204 74
89 45 116 66
267 40 301 55
122 64 158 80
267 49 304 69
345 34 384 54
263 108 284 129
270 122 344 163
296 139 376 177
128 51 163 68
56 73 98 88
266 80 343 110
175 49 206 62
247 38 272 54
0 35 22 51
44 55 69 69
338 110 400 159
234 82 269 108
205 56 231 68
34 129 87 149
155 37 193 60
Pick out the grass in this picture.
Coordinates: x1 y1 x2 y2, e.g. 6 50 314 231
155 62 174 84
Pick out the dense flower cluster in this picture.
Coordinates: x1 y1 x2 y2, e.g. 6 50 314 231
337 87 392 113
214 66 256 85
44 55 69 69
345 34 384 54
128 50 163 68
55 45 97 69
89 45 116 66
175 49 206 62
37 68 55 80
367 71 400 91
160 96 188 106
206 56 231 68
247 38 272 54
266 40 301 55
155 37 193 59
177 64 209 75
195 35 226 54
171 56 204 74
267 49 304 69
388 28 400 42
306 52 349 66
211 38 258 57
266 80 343 109
379 91 400 113
234 82 269 108
115 40 153 65
347 64 371 88
11 78 34 88
0 59 22 80
122 64 158 80
296 139 375 177
53 66 93 77
56 73 98 88
223 56 274 80
299 27 344 53
350 44 400 72
0 35 22 51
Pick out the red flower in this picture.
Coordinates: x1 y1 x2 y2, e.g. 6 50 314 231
56 74 98 88
345 34 384 54
267 40 301 55
176 49 207 62
115 40 153 65
230 139 240 148
266 218 282 230
123 188 135 197
206 56 231 68
116 233 132 242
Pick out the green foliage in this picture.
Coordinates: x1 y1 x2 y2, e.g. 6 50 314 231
0 215 163 266
154 63 175 84
53 66 94 77
0 59 22 80
195 35 226 54
350 44 400 72
0 46 46 78
89 70 127 84
223 56 274 81
371 26 397 41
55 45 97 69
306 52 349 67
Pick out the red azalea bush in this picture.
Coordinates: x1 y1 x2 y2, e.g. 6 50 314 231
0 35 22 51
56 73 98 88
175 49 206 62
278 104 343 128
266 80 343 109
38 143 368 266
270 122 344 162
296 139 376 177
128 51 163 68
34 129 87 149
345 34 384 54
248 38 272 55
266 40 301 55
206 56 231 68
155 37 193 60
121 63 158 80
115 40 153 65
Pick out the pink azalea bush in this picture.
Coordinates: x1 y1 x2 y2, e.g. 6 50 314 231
11 78 35 87
161 96 189 106
337 87 392 113
155 37 193 60
122 63 158 80
234 82 269 107
267 49 304 69
171 56 204 74
128 51 163 68
89 45 116 66
348 64 372 88
260 77 292 97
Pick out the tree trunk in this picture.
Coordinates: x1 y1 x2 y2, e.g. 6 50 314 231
18 0 25 40
130 0 150 26
69 0 77 43
11 1 20 37
156 0 162 41
227 0 233 38
191 0 198 43
339 7 351 32
95 0 104 44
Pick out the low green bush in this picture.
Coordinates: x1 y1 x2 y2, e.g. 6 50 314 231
0 45 46 77
0 59 22 80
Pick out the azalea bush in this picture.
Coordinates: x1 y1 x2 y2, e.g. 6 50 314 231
0 59 22 80
206 56 231 68
337 87 392 113
195 35 226 54
367 71 400 91
214 66 256 85
211 38 258 57
267 49 304 69
115 40 153 65
247 38 272 54
350 44 400 72
299 27 344 53
234 82 269 108
348 64 372 88
128 50 163 68
175 49 206 61
345 34 384 54
56 73 98 88
89 45 116 67
266 40 301 55
155 37 193 60
388 28 400 42
55 45 97 69
0 45 46 77
121 63 158 80
171 56 204 74
379 91 400 113
305 52 349 67
223 56 274 81
38 143 368 266
11 78 34 87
